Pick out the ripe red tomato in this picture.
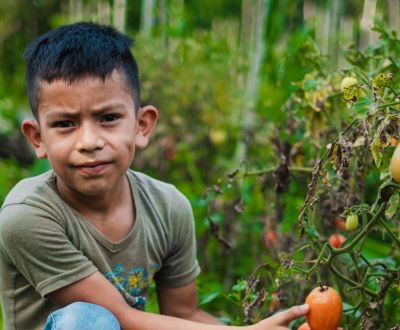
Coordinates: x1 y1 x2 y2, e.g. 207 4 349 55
328 234 345 249
298 323 311 330
305 286 342 330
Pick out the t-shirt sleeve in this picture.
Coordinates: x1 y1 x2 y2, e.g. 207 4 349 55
154 189 200 288
0 204 98 298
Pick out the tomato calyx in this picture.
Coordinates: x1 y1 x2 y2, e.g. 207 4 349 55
319 285 328 292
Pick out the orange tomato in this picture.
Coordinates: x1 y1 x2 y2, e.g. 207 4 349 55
265 229 277 245
262 229 277 249
392 137 399 147
328 234 345 249
334 218 346 230
305 286 342 330
269 292 280 313
298 323 311 330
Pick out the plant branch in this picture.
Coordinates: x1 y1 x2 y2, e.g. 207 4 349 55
325 262 378 297
379 100 400 110
235 166 314 178
378 218 400 251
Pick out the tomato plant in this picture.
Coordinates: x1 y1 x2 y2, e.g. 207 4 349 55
305 287 342 330
199 19 400 330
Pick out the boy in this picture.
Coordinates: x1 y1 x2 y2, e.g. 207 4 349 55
0 22 311 329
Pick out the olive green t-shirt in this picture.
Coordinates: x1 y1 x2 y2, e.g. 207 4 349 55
0 170 200 330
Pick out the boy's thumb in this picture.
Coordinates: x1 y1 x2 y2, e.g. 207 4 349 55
269 304 309 326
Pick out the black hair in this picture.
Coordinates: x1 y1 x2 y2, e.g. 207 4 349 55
24 22 140 120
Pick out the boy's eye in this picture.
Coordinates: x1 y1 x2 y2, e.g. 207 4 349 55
102 114 120 122
54 121 74 128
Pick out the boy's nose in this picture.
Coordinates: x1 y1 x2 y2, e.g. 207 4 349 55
76 123 105 152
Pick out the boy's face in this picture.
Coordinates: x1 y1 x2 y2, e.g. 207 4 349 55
22 70 157 197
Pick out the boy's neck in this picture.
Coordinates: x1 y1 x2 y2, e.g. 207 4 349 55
55 174 132 221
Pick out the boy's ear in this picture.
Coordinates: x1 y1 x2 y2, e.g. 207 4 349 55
135 105 158 149
21 119 47 159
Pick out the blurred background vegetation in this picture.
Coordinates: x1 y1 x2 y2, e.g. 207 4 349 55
1 0 400 329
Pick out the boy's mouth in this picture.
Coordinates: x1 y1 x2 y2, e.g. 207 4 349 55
74 161 111 175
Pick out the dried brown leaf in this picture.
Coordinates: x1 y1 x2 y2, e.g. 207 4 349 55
370 115 400 168
360 310 375 330
207 217 231 250
327 136 354 176
213 185 224 194
234 199 245 213
376 276 392 305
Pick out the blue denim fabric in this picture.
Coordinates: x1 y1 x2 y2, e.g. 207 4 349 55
43 302 120 330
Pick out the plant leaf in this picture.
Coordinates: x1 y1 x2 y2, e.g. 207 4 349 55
385 191 400 220
370 115 400 168
342 84 364 102
305 226 320 239
327 136 353 176
354 96 376 119
373 73 394 97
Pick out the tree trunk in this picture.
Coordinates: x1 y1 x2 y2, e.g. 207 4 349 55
360 0 378 50
158 0 168 49
98 0 110 25
388 0 400 36
141 0 156 36
113 0 126 32
315 2 329 55
69 0 82 22
235 0 269 163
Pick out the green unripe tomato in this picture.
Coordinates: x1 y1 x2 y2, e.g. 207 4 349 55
340 77 358 92
346 214 359 231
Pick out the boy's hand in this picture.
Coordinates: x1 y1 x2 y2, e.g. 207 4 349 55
254 304 343 330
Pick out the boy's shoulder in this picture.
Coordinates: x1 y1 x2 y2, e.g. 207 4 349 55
129 169 174 192
128 169 189 202
1 170 56 210
127 170 192 214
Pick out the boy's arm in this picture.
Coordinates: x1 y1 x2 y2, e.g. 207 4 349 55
156 280 226 325
47 271 310 330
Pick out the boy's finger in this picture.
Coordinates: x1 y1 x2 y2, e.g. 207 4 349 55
268 304 310 325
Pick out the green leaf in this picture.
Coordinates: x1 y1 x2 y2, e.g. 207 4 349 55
215 317 232 325
232 281 246 292
343 302 362 318
199 291 221 305
305 226 320 239
354 96 375 119
385 191 400 220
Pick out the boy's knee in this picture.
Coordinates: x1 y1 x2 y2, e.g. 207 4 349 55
44 302 120 330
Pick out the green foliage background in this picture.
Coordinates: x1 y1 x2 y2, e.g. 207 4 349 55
1 0 400 329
